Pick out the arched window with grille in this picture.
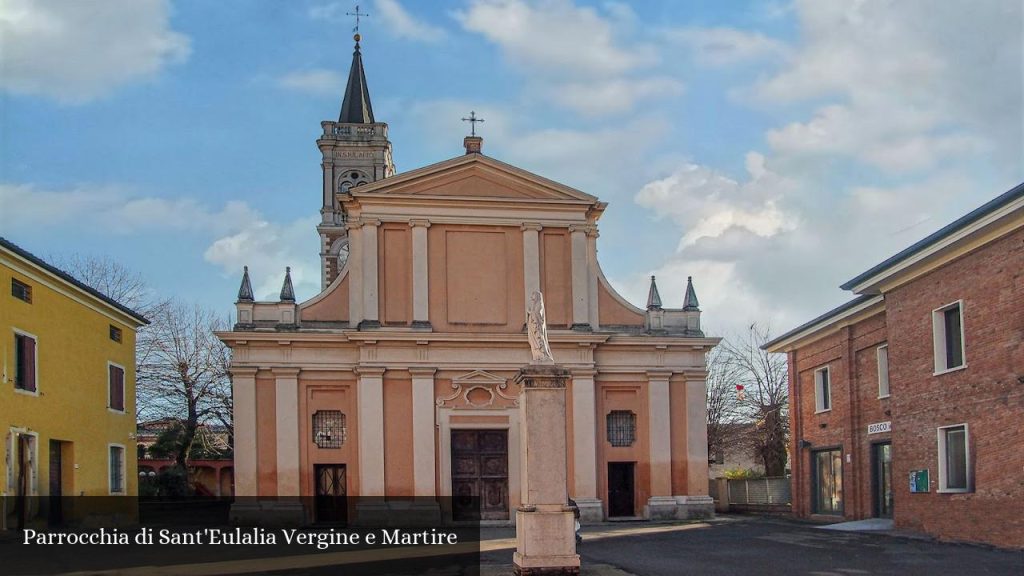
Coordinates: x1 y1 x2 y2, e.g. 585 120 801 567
606 410 636 447
312 411 346 449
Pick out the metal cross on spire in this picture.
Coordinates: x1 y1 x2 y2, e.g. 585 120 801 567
347 4 369 38
461 111 485 136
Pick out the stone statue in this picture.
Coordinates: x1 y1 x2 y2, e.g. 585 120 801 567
527 291 555 364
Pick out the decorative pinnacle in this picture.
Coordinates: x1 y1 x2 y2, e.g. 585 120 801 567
237 266 254 302
683 276 700 311
280 266 296 302
646 275 662 310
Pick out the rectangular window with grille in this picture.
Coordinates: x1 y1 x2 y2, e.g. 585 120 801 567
109 445 125 494
12 279 32 303
313 410 347 449
606 411 636 447
109 325 122 343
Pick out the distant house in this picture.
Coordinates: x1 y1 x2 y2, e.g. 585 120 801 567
1 238 147 529
708 423 764 479
765 183 1024 549
136 418 234 498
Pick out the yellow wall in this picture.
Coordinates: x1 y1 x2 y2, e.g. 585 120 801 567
1 249 141 505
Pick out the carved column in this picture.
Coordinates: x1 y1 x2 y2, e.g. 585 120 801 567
230 368 258 497
409 367 437 497
361 219 381 328
569 225 590 330
646 370 675 519
347 220 364 328
357 367 386 496
521 223 542 321
410 220 431 327
571 370 602 522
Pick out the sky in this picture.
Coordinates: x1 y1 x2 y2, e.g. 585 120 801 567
2 0 1022 338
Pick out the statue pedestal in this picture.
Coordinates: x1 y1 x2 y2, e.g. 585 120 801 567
513 364 580 576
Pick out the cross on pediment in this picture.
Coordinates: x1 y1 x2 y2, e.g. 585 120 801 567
461 111 485 137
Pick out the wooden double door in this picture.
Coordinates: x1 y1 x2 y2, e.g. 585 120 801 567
451 429 509 521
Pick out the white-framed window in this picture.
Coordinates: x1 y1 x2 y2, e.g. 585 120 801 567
932 300 966 374
12 329 38 395
937 424 970 493
107 362 126 413
814 366 831 413
109 444 126 494
877 344 890 398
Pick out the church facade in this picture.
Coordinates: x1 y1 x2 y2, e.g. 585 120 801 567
219 39 717 524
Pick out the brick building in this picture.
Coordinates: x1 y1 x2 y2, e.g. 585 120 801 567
765 183 1024 548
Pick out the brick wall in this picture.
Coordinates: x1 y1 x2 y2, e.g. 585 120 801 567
886 226 1024 549
789 311 888 520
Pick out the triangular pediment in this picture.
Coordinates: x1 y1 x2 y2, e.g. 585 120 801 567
452 369 509 386
353 154 598 204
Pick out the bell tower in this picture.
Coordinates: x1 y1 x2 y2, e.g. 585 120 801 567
316 32 395 289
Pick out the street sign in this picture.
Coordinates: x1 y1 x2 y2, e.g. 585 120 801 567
868 421 891 434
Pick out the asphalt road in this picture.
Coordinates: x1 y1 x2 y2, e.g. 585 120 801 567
481 516 1022 576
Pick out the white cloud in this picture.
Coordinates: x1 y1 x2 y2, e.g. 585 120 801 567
636 152 798 249
277 69 344 96
204 216 320 302
0 182 320 301
454 0 675 117
663 27 790 66
0 183 257 235
629 1 1021 336
550 77 684 117
752 0 1021 172
401 99 669 194
0 0 190 103
374 0 445 42
455 0 655 79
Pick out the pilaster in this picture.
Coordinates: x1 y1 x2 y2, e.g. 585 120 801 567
410 220 431 327
570 370 602 523
357 366 386 496
273 367 301 497
569 225 590 330
646 370 675 519
347 220 364 328
409 367 437 497
230 368 258 497
361 219 381 328
586 227 600 330
521 223 542 322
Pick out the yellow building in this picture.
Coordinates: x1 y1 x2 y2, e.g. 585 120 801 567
1 238 147 529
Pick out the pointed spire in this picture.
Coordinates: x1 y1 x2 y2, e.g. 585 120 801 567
338 37 375 124
646 275 662 310
237 266 254 302
683 276 700 311
280 267 295 302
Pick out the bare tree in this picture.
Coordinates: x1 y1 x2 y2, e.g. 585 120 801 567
137 301 232 469
718 323 789 476
56 255 232 469
705 345 745 465
51 254 159 314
